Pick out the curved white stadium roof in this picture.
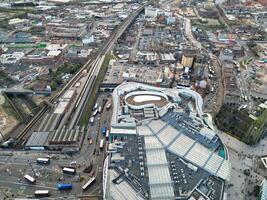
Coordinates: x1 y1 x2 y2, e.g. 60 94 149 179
112 82 204 125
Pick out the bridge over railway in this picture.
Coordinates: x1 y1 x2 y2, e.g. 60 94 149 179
4 88 34 95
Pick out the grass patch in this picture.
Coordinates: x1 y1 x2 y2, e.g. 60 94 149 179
248 109 267 144
78 54 114 126
215 104 267 145
0 70 15 87
1 97 21 122
191 18 225 29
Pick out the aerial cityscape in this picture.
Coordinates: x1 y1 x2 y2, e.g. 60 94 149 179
0 0 266 199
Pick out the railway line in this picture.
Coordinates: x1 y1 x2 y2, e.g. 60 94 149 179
15 5 145 144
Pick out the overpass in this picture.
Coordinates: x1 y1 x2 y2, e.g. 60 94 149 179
4 88 34 95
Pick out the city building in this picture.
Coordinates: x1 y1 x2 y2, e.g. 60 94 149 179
45 22 87 39
181 55 194 68
145 6 158 19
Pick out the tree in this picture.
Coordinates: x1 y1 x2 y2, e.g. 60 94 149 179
253 185 260 197
49 81 57 91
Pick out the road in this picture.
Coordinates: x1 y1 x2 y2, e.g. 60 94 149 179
175 12 225 116
129 20 143 62
175 13 202 50
0 153 82 198
0 93 113 198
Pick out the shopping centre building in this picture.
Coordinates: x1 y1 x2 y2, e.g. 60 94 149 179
103 82 231 200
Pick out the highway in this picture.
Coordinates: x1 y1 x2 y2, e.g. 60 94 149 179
16 4 146 143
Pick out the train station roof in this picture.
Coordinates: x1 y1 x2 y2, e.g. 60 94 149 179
25 131 50 148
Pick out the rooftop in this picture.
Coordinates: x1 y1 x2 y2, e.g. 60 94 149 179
105 82 230 200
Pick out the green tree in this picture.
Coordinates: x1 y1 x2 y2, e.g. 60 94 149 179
49 81 58 91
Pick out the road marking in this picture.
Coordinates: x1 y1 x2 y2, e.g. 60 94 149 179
88 185 100 195
0 180 57 190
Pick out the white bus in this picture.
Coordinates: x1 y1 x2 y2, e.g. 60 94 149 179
106 103 111 110
93 103 98 110
211 87 214 93
70 161 77 167
34 190 50 197
82 177 96 190
63 167 76 175
106 130 110 139
36 157 50 165
90 117 94 124
24 174 36 184
93 110 98 116
99 139 104 149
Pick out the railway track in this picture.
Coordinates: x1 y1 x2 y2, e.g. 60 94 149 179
16 5 145 144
